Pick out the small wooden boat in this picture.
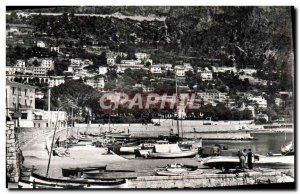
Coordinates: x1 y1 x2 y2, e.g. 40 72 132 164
156 163 202 176
281 141 294 155
18 172 127 189
147 150 198 159
144 144 198 159
83 170 137 180
62 164 107 177
202 156 240 170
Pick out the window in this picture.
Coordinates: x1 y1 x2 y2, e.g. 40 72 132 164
25 89 28 96
21 113 27 120
12 87 15 94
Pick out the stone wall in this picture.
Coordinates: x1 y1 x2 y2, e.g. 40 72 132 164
6 121 21 183
128 170 294 189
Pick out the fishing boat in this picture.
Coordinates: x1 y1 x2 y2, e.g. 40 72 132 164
18 172 127 189
155 163 202 176
144 144 198 159
201 156 240 170
124 140 168 155
62 164 107 177
83 170 137 180
281 141 294 155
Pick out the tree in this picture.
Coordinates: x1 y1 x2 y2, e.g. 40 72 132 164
115 55 122 64
145 61 151 67
32 60 39 67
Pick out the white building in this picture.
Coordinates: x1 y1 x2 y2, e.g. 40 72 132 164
150 65 162 74
164 64 173 71
275 98 284 107
36 40 46 48
117 64 146 74
41 58 54 69
85 76 105 90
33 109 67 129
175 65 185 77
70 58 82 67
49 76 65 88
6 80 36 128
121 60 141 65
135 52 150 61
50 47 60 53
15 59 26 68
197 90 228 103
252 96 268 108
107 57 115 66
255 113 269 122
33 67 49 76
212 66 237 73
99 66 108 75
201 68 213 81
6 66 23 75
32 58 54 76
183 63 193 72
239 68 257 76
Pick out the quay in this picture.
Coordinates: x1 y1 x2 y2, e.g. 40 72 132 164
127 169 294 189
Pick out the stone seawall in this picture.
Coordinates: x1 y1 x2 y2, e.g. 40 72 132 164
6 121 21 183
128 170 294 189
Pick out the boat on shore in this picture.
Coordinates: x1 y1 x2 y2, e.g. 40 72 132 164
62 164 107 177
156 163 202 176
281 141 294 156
18 172 127 189
121 140 168 155
141 144 198 159
83 170 137 180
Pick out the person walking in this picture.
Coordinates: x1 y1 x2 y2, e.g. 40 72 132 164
247 149 253 169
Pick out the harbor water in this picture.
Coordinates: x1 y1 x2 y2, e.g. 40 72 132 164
202 132 294 155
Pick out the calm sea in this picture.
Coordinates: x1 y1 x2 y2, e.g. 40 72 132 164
202 132 294 155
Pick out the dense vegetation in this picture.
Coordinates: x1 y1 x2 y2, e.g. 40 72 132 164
7 7 294 122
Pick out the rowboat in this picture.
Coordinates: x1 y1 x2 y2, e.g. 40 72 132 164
83 170 137 180
156 163 202 176
62 164 107 177
147 150 198 159
18 172 127 189
201 156 240 170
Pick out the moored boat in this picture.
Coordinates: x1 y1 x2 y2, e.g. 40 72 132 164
144 144 198 159
83 170 137 180
18 172 127 189
156 163 202 176
62 164 107 177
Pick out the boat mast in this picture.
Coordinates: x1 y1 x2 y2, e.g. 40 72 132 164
48 87 51 129
108 104 111 132
46 97 61 177
175 78 180 141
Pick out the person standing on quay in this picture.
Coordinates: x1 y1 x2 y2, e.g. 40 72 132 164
237 150 244 170
242 149 247 168
247 149 253 169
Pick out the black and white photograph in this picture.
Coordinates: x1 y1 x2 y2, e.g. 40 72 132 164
5 5 295 190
